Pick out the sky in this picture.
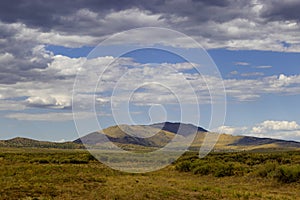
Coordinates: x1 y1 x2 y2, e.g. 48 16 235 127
0 0 300 142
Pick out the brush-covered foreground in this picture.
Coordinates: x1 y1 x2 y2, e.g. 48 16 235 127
0 148 300 200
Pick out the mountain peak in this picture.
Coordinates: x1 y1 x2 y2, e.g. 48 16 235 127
150 121 208 136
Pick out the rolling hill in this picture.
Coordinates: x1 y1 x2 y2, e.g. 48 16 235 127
0 137 83 149
1 122 300 151
74 122 300 152
73 122 200 147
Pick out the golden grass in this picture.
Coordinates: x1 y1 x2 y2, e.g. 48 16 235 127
0 148 300 199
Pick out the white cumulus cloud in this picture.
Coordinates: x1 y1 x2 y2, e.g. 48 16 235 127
216 120 300 141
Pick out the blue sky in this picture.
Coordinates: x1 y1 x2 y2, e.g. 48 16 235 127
0 0 300 142
1 45 299 142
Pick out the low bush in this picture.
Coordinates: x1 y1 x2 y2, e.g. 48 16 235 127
175 151 300 183
193 164 211 175
274 165 300 183
179 160 238 177
175 160 192 172
256 161 278 178
214 163 235 177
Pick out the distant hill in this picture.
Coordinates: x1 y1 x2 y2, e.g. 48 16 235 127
0 137 83 149
2 122 300 151
74 122 206 146
75 122 300 152
189 133 300 152
74 124 177 149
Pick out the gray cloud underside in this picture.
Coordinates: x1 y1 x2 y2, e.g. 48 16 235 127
0 0 299 86
1 0 299 30
1 0 300 50
1 0 300 87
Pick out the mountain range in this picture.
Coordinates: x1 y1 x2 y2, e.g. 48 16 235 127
1 122 300 152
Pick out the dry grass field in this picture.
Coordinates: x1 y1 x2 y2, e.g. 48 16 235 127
0 148 300 199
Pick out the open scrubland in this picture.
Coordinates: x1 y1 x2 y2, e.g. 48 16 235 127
0 148 300 200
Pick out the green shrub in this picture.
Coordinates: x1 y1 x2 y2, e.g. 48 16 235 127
175 160 192 172
37 159 50 164
214 163 234 177
174 151 300 183
274 165 300 183
256 161 278 178
281 158 292 164
232 163 249 176
69 159 89 164
86 154 96 161
193 164 211 175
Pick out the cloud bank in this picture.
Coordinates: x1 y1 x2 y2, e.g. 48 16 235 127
216 120 300 141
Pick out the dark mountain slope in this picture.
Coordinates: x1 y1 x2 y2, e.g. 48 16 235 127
151 122 207 136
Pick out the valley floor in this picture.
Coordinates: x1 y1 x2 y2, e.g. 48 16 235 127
0 148 300 200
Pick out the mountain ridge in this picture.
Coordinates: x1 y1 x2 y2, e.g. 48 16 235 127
1 122 300 151
70 121 300 151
